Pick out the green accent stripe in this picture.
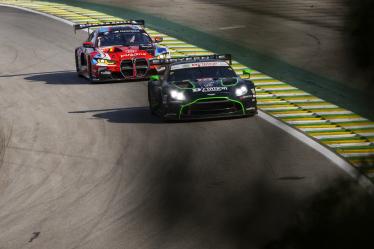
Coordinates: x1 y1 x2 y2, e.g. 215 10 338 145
179 97 245 119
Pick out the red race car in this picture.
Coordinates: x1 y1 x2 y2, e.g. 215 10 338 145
74 21 170 83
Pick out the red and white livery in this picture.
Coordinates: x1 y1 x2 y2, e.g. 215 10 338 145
74 21 169 83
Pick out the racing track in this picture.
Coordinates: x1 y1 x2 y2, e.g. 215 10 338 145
0 6 354 249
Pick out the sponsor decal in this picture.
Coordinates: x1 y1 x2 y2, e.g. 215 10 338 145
203 82 214 87
192 87 228 93
196 78 215 87
171 61 229 70
121 51 148 57
110 29 141 33
155 46 168 56
93 54 103 59
123 50 137 53
122 53 147 57
95 50 111 60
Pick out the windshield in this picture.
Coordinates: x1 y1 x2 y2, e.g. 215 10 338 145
168 66 237 82
97 31 152 47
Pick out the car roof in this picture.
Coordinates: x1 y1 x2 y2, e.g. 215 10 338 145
170 59 229 66
98 25 144 33
168 60 231 71
168 60 232 72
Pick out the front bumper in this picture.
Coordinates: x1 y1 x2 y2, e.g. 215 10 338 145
92 63 156 81
163 96 257 120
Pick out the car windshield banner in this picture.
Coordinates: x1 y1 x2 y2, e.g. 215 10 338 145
171 61 229 70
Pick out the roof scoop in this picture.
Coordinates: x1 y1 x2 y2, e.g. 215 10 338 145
221 77 238 86
173 80 194 89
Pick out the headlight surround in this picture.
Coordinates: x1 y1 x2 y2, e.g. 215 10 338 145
251 88 256 97
235 85 249 96
157 52 170 59
170 90 186 101
97 59 116 65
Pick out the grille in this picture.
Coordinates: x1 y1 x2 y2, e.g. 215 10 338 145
120 58 149 78
135 58 148 77
182 99 242 116
120 60 133 77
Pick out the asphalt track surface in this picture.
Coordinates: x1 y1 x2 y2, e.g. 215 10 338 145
0 6 353 249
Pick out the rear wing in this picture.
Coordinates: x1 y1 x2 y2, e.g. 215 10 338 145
74 20 145 33
150 54 232 66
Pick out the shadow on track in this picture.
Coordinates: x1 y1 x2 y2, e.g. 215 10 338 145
70 107 254 124
0 70 90 85
16 70 149 85
0 70 89 85
23 71 88 85
141 133 373 249
264 180 374 249
135 130 301 249
69 107 163 124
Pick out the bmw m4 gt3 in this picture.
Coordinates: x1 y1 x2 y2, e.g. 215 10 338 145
74 20 170 83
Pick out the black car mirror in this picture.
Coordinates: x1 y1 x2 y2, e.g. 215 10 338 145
156 66 166 74
242 69 252 78
153 36 163 43
150 75 160 81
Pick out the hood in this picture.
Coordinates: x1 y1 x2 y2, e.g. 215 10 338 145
97 45 155 59
173 77 239 88
173 77 240 95
193 77 239 88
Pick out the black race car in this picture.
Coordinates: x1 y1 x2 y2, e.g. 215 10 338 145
148 54 257 120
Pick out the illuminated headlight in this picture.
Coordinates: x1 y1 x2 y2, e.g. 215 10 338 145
235 85 248 96
251 88 256 97
97 59 116 65
157 52 170 59
170 90 186 101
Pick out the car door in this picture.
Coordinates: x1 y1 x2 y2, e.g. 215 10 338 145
81 30 97 75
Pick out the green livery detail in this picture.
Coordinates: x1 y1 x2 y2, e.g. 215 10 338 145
242 69 252 76
150 75 160 81
179 97 246 119
219 78 239 87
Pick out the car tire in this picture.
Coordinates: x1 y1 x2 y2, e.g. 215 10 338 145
75 50 82 77
148 86 157 115
158 95 169 121
244 109 257 118
75 55 79 74
75 55 84 78
87 59 96 84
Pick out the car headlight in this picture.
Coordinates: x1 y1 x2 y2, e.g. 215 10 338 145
157 52 170 59
235 85 248 96
97 59 116 65
251 88 256 97
170 90 186 101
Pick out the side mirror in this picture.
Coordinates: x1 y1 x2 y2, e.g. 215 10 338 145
150 75 160 81
156 66 166 75
153 36 163 43
83 41 94 48
242 69 252 78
